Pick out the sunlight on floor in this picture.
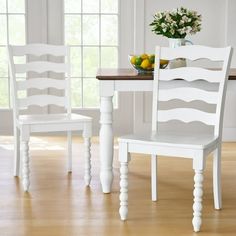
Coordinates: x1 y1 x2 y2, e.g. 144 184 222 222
0 136 65 151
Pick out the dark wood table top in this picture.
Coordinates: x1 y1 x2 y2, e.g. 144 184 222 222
96 68 236 80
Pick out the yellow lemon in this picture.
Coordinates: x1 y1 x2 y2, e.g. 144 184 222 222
140 53 149 60
130 56 136 65
140 59 150 69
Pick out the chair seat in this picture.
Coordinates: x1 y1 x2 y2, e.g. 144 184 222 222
119 131 219 150
17 113 92 126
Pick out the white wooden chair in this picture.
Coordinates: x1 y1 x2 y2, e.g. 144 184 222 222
8 44 92 192
119 45 232 232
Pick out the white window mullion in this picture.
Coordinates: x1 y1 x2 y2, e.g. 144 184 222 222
6 0 10 108
99 0 102 69
81 0 84 108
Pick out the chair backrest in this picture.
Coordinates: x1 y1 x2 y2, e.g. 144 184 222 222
152 45 232 138
8 44 71 119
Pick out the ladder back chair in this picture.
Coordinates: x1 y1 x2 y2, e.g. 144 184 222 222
118 45 232 232
8 44 92 192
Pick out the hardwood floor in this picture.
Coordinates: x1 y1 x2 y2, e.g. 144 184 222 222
0 136 235 236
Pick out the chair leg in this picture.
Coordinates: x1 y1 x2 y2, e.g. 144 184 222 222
213 146 222 209
151 155 157 201
67 131 72 172
192 169 204 232
21 140 30 192
119 161 129 221
84 137 91 186
14 127 20 177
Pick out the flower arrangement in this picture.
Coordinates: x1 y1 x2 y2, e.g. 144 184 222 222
150 7 202 39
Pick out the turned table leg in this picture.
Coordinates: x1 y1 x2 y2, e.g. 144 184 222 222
99 96 114 193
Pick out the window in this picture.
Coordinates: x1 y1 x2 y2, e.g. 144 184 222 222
64 0 119 108
0 0 26 108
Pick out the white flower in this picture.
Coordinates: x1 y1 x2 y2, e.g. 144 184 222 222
186 26 192 33
155 12 162 20
161 23 167 28
170 28 175 35
165 13 172 23
182 15 189 23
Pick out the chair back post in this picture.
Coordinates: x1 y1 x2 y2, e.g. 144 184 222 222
151 46 161 133
66 46 71 116
7 45 19 122
214 47 233 138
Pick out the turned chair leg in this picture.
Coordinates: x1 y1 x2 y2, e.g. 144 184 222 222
213 146 222 209
14 127 20 177
21 140 30 192
119 161 129 220
192 169 204 232
83 137 91 186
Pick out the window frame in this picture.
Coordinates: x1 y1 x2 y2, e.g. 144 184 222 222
63 0 120 109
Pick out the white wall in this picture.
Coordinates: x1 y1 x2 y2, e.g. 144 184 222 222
226 0 236 67
133 0 236 141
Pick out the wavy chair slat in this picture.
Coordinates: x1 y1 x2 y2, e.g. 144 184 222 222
15 61 69 73
159 67 223 83
17 78 68 90
11 44 68 56
160 45 230 61
157 108 216 126
18 95 67 108
158 87 219 104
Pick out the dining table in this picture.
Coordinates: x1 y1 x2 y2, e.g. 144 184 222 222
96 68 236 193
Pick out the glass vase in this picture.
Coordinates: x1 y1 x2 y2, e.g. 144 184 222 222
168 38 192 69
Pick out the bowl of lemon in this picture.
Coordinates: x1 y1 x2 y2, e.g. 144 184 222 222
129 54 168 74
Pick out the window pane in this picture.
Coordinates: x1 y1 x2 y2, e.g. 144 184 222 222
65 15 81 45
0 0 6 13
9 15 25 44
101 47 118 68
0 16 7 44
83 47 99 77
13 55 26 64
101 0 118 13
8 0 25 13
71 78 82 107
83 0 99 13
64 0 81 13
101 15 118 45
70 47 81 77
83 15 99 45
0 78 9 107
83 79 99 107
0 47 8 77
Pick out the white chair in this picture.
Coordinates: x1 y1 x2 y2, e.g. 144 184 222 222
8 44 92 192
118 45 232 232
